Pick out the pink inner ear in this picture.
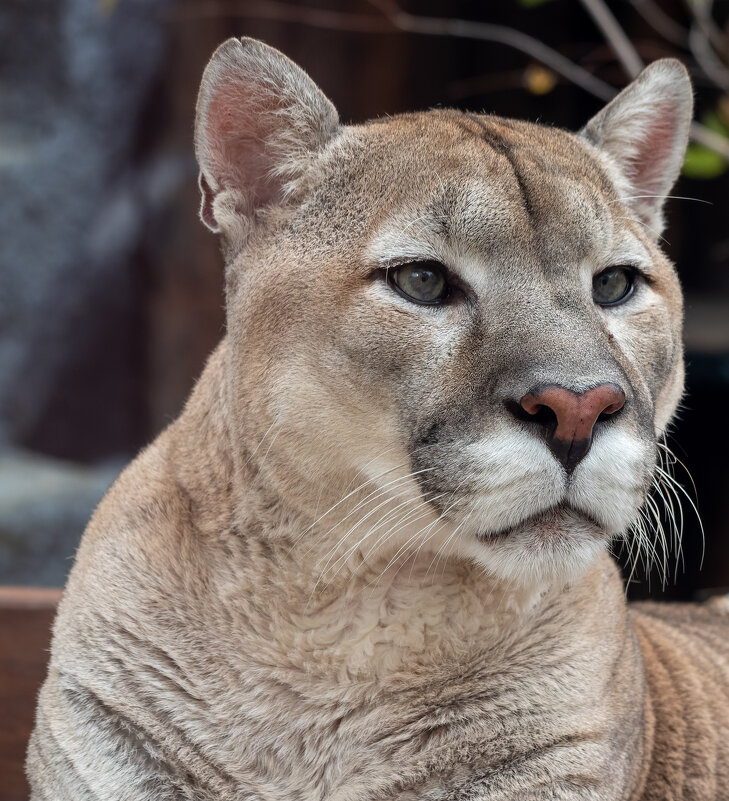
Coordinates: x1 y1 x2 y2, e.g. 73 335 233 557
625 103 678 198
199 174 217 230
203 80 283 208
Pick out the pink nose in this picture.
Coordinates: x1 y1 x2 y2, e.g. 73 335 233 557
519 383 625 473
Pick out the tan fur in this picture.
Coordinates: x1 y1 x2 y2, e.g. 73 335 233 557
27 40 729 800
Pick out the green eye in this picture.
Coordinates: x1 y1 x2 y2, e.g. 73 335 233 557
391 262 449 305
593 267 635 306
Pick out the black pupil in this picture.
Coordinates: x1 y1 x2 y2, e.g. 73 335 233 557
599 273 616 288
594 268 630 304
395 263 447 303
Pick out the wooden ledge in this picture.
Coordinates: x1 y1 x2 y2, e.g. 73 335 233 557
0 587 61 801
0 587 63 610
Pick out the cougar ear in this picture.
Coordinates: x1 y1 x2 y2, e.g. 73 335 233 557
580 59 693 235
194 37 339 237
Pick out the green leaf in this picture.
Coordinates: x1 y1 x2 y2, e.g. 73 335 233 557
701 108 729 136
682 142 727 179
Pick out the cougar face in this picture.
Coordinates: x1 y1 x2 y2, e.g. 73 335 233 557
197 41 690 590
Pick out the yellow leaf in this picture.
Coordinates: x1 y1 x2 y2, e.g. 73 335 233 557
524 65 557 95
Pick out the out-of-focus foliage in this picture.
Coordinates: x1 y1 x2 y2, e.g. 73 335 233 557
518 0 557 8
524 64 558 94
684 109 729 177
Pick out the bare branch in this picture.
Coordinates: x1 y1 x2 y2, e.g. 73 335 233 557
627 0 688 47
178 0 729 162
177 0 617 102
686 0 728 55
578 0 644 78
689 23 729 91
173 0 391 32
575 0 729 160
690 120 729 160
369 1 617 101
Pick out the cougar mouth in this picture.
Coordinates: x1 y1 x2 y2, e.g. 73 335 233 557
477 503 603 541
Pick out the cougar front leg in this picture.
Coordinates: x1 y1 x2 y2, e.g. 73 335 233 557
27 669 231 801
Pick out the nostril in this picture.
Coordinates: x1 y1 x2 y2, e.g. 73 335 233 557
505 398 558 431
597 405 622 424
527 404 557 429
593 385 626 426
600 395 625 417
504 399 554 427
503 398 528 423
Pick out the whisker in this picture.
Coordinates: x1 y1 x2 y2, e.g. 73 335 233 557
624 434 704 591
643 493 669 586
610 194 712 205
420 480 474 580
363 474 475 591
288 463 434 556
360 493 445 563
615 215 669 246
313 469 438 555
313 482 427 575
339 444 400 496
296 462 408 539
656 438 704 568
364 501 445 579
329 490 444 577
257 425 283 469
242 416 280 469
426 516 469 580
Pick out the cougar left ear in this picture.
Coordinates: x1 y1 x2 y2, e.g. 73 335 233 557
580 59 693 235
194 37 339 239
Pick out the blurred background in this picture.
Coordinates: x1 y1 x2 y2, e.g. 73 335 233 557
1 0 729 598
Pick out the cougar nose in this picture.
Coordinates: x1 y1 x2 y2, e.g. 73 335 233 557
517 383 626 473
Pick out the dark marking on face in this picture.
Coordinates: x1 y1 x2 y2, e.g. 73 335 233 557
417 421 444 449
460 113 537 225
461 114 514 157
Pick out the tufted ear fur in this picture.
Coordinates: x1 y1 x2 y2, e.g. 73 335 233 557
580 59 693 236
194 37 339 242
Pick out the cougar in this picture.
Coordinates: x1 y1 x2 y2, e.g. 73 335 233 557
27 38 729 801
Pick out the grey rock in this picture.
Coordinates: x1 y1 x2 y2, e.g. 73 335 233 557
0 449 121 586
0 0 171 448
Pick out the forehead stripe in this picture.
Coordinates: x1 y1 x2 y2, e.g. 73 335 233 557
456 113 535 224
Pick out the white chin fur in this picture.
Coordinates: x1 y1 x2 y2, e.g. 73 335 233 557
568 427 652 533
454 433 566 533
438 427 653 591
460 508 608 591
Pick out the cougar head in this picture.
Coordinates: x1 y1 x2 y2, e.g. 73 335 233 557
195 38 692 590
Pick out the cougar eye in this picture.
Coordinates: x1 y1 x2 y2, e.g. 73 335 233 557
593 267 635 306
391 262 449 305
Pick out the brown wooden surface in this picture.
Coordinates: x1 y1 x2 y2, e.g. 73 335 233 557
0 588 60 801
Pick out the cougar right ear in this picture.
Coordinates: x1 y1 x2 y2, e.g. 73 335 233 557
580 59 693 236
194 37 339 238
